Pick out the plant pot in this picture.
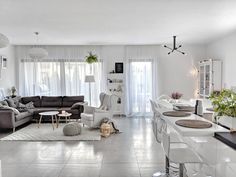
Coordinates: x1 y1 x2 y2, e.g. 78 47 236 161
218 116 236 129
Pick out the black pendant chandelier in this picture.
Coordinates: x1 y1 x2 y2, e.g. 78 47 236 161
163 36 186 55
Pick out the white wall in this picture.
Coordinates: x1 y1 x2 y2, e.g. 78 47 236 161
158 45 206 99
0 45 16 95
206 31 236 89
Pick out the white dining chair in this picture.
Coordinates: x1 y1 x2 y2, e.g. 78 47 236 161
161 131 203 177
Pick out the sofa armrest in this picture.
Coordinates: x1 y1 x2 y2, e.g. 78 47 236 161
0 109 15 129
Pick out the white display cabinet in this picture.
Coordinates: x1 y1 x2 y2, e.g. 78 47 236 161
198 59 222 98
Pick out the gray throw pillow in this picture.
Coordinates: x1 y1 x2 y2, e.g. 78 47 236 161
25 102 35 109
6 98 17 108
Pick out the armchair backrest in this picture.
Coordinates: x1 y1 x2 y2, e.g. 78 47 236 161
99 92 117 117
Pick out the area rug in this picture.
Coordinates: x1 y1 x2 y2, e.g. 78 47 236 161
1 123 101 141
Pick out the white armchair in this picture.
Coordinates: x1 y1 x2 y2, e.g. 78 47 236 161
81 92 117 128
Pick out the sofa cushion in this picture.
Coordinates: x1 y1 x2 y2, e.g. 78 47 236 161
41 96 62 107
15 111 33 121
62 96 84 107
21 96 41 107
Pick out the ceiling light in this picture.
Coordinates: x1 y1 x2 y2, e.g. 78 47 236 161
0 33 10 48
28 32 48 59
163 36 186 55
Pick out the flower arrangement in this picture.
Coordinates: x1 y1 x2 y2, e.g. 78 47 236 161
171 92 183 100
209 89 236 117
11 86 17 96
85 52 98 64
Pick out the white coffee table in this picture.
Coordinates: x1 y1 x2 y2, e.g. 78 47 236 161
57 112 72 127
38 111 59 130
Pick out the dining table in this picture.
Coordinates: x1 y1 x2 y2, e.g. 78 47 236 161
157 103 235 177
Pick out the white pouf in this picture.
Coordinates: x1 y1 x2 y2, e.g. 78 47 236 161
63 122 82 136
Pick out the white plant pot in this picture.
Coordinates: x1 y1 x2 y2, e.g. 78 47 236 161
218 116 236 129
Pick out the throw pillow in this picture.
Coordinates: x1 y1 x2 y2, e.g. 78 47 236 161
0 100 9 106
2 106 20 115
6 98 17 108
25 102 35 109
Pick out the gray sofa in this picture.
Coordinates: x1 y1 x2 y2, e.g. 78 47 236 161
0 96 86 132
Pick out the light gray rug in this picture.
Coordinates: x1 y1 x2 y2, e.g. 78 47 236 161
1 123 101 141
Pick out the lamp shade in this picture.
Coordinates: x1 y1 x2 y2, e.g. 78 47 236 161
85 75 95 83
0 33 10 48
28 47 48 59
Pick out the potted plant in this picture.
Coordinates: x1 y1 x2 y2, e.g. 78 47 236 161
85 52 98 64
209 89 236 130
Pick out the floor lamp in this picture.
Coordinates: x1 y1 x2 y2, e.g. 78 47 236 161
85 75 95 106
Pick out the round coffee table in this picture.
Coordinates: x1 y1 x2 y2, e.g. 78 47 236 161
57 112 72 127
38 111 59 130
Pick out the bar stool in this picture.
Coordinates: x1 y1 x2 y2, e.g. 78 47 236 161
161 131 203 177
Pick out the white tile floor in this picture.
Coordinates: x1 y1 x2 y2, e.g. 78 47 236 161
0 117 165 177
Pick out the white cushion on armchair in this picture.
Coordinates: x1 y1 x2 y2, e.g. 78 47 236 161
81 93 117 128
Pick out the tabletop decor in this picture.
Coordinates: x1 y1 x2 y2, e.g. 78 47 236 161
175 119 212 128
171 92 183 103
163 111 191 117
209 89 236 130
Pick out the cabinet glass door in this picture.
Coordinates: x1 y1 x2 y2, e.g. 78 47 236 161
205 65 210 96
199 65 205 95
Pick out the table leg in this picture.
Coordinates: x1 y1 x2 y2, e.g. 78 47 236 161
38 115 42 128
52 115 54 130
66 116 67 123
57 115 60 128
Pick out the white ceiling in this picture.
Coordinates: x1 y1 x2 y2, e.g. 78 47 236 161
1 0 236 45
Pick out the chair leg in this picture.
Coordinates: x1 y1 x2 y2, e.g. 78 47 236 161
165 156 170 174
179 163 184 177
13 127 15 132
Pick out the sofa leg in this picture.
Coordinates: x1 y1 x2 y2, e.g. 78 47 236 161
13 127 15 132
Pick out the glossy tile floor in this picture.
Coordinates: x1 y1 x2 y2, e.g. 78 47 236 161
0 117 165 177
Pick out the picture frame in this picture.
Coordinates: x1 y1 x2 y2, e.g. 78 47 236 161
1 56 7 69
115 62 123 73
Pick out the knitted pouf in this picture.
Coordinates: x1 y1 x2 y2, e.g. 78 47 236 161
63 122 82 136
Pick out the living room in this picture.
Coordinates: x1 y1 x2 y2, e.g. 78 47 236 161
1 0 236 177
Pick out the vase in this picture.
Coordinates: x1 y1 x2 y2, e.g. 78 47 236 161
218 116 236 130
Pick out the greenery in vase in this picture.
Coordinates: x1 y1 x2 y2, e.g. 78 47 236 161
85 52 98 64
11 86 17 96
209 89 236 117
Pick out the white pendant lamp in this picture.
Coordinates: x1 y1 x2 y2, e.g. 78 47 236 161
28 32 48 59
0 33 10 48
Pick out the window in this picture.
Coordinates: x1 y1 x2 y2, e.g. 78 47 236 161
20 60 103 106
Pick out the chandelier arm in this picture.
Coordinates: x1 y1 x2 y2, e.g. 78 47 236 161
164 45 173 50
176 49 185 55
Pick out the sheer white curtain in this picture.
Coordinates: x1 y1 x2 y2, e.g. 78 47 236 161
20 59 103 106
64 61 103 106
127 59 153 116
20 59 62 96
125 45 159 117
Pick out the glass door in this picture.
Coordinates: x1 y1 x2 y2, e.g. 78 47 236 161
128 60 153 116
